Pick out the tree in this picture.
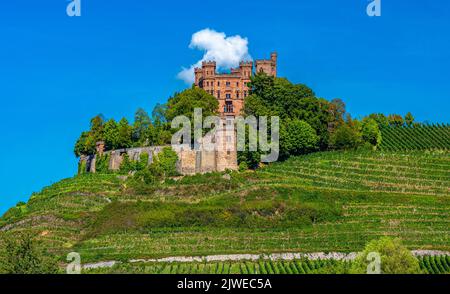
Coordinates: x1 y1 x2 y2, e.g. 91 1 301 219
405 112 415 127
369 113 389 128
350 237 422 274
328 98 346 133
103 119 119 150
117 118 132 149
362 117 382 146
74 131 92 157
133 108 151 144
152 103 168 126
329 116 363 150
73 114 105 156
280 119 319 159
244 73 334 151
388 114 404 127
0 232 58 274
165 88 218 121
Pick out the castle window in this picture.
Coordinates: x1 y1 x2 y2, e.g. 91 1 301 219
226 81 230 87
226 93 231 100
218 81 220 86
236 91 240 99
224 101 233 113
217 90 220 98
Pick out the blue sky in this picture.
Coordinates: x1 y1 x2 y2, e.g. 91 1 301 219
0 0 449 214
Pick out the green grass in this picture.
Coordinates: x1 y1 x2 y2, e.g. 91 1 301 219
1 150 449 265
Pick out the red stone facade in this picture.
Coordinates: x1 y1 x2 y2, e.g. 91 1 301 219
194 52 277 117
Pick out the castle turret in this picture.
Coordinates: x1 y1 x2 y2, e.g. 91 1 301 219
256 52 277 77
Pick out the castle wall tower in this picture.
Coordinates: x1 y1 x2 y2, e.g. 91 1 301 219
255 52 277 77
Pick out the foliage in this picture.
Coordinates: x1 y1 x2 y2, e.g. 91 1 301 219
117 118 133 149
165 87 218 121
329 116 363 150
405 112 415 127
380 124 450 151
133 108 152 144
361 117 382 147
96 154 110 174
103 119 119 150
350 237 422 274
280 119 319 159
388 114 404 127
152 147 179 177
0 232 58 274
245 74 335 150
419 255 450 274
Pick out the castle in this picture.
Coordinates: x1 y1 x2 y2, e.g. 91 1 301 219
79 52 278 175
194 52 277 117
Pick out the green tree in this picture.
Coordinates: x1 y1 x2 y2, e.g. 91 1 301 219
388 114 404 127
362 117 382 146
133 108 152 144
280 119 319 159
0 232 58 274
369 113 389 128
73 114 105 156
350 237 422 274
117 117 132 149
405 112 415 127
245 73 333 150
103 119 119 150
329 116 363 150
165 87 218 121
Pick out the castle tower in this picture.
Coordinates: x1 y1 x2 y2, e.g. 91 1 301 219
255 52 277 77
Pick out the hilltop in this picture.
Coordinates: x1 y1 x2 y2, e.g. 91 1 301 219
1 150 449 272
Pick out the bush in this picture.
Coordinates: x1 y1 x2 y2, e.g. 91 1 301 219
329 122 362 150
350 237 421 274
280 119 319 159
152 147 179 177
362 118 382 146
239 161 249 172
0 232 58 274
96 154 110 173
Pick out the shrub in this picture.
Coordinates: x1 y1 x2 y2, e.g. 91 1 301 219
0 232 58 274
95 154 110 173
239 161 249 172
350 237 421 274
152 147 179 177
280 119 319 159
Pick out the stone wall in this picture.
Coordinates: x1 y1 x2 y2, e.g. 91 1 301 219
79 145 238 176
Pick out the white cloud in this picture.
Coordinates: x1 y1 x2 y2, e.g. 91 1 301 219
177 29 252 84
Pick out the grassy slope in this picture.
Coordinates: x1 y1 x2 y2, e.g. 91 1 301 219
1 151 449 263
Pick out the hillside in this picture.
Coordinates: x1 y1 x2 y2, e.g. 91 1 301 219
1 150 449 268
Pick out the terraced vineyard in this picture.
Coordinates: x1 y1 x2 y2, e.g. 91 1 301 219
380 125 450 151
84 259 351 274
418 255 450 274
1 151 449 267
85 256 450 274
